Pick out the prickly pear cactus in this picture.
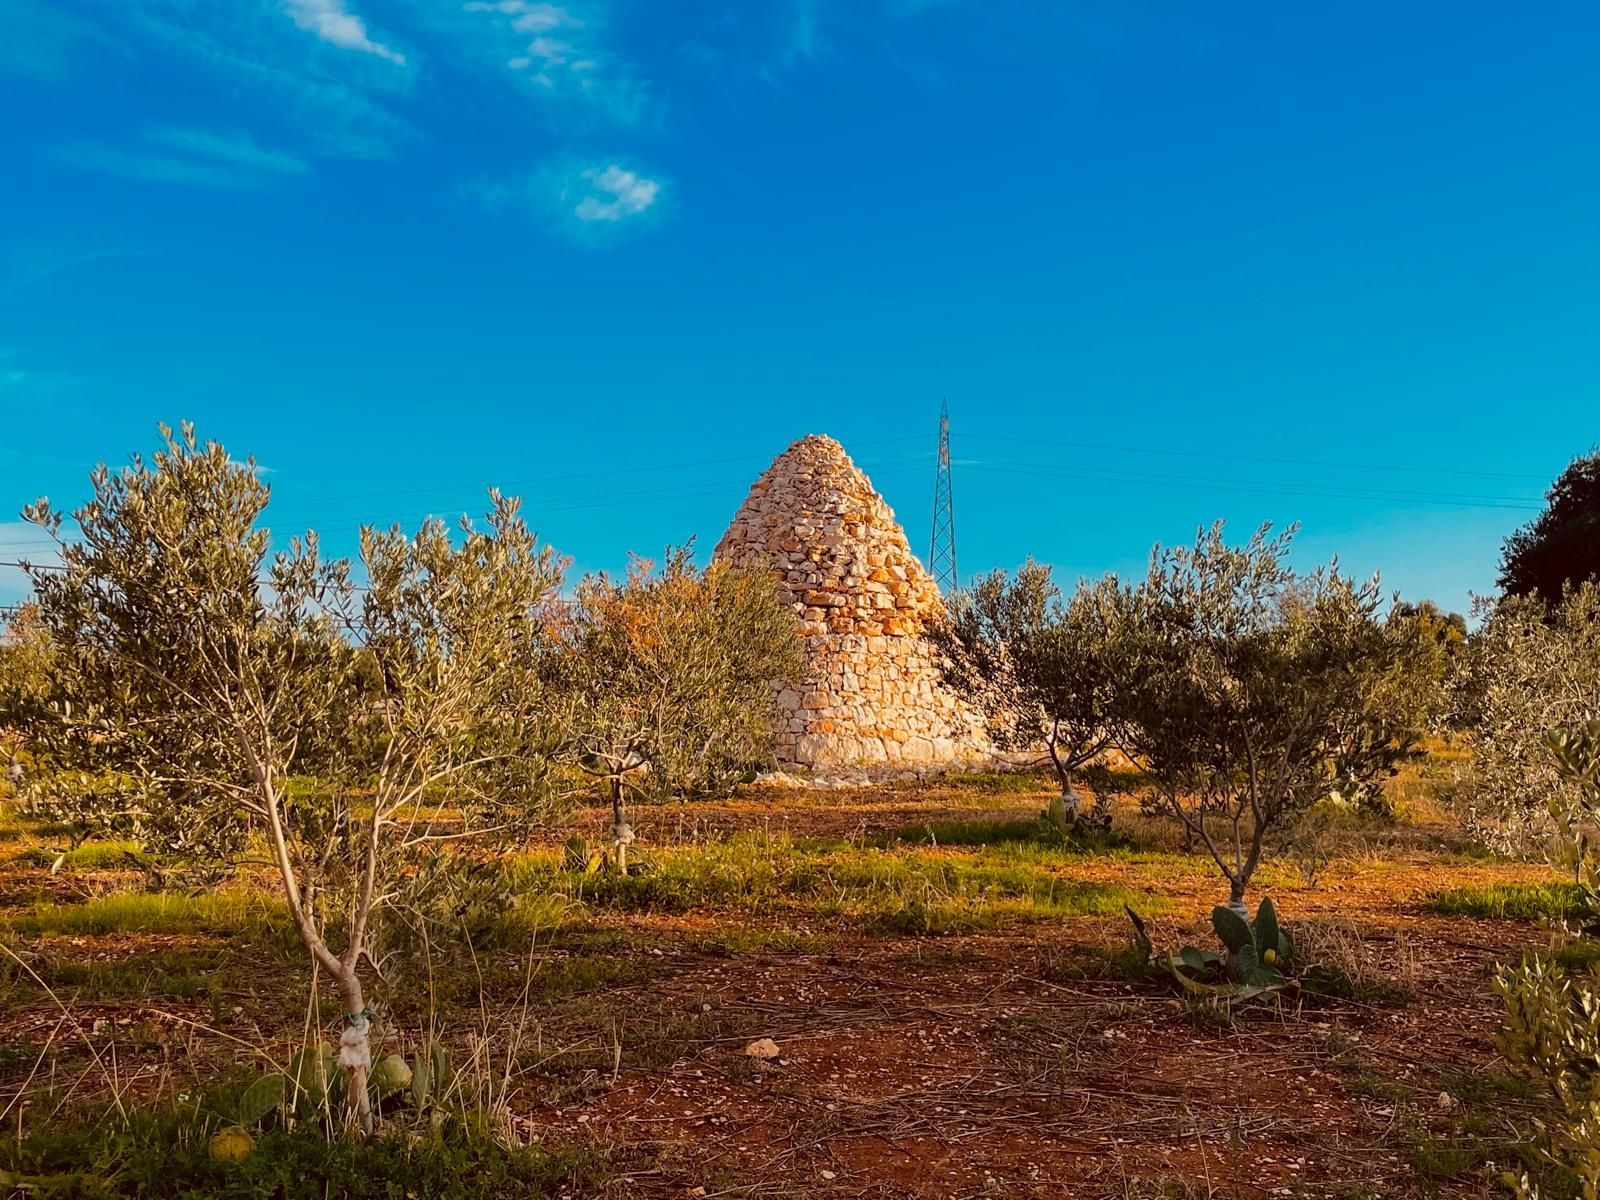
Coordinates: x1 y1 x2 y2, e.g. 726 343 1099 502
1167 896 1295 1001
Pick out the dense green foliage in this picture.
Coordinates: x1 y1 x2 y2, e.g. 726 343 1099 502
1499 448 1600 606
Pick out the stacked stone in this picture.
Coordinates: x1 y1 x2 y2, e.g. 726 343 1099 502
714 434 986 769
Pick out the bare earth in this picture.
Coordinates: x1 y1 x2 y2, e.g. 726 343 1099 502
0 779 1557 1199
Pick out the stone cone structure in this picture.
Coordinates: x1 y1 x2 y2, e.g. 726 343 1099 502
714 435 987 770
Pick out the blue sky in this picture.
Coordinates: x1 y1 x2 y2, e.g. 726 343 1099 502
2 1 1597 613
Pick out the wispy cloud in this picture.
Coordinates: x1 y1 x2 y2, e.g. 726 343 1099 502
468 158 667 244
759 0 825 81
442 1 651 126
128 6 417 160
0 347 78 399
0 0 110 80
55 145 254 189
147 127 309 174
283 0 407 63
56 126 310 189
3 248 157 293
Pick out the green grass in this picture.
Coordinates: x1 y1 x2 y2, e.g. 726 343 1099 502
0 1106 605 1200
1554 938 1600 973
1437 1068 1537 1107
18 840 144 869
697 927 828 955
513 832 1163 936
884 815 1135 855
940 771 1053 795
1430 880 1585 921
35 948 220 1000
6 891 287 938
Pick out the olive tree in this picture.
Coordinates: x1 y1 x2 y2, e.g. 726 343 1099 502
1114 522 1401 909
555 546 803 871
1495 723 1600 1198
933 561 1125 822
1450 585 1600 853
1321 600 1459 818
0 604 51 787
21 424 566 1131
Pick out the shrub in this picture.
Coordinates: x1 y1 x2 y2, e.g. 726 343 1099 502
1495 955 1600 1198
1450 586 1600 853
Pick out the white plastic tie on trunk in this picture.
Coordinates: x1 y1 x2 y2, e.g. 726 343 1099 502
339 1020 372 1072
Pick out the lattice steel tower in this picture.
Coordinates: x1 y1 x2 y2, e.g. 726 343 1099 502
928 400 958 593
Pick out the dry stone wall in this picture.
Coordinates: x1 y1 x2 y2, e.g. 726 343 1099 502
713 435 988 770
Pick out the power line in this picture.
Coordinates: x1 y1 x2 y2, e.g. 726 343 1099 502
962 432 1553 483
0 451 936 552
0 438 1555 567
957 460 1544 511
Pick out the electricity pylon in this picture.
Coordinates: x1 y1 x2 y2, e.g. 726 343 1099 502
928 400 958 593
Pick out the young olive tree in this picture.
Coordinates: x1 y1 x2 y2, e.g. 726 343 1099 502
1114 522 1399 910
1495 724 1600 1198
21 424 566 1131
1450 585 1600 853
3 603 168 856
1320 600 1459 818
933 561 1125 822
0 604 51 784
556 546 803 871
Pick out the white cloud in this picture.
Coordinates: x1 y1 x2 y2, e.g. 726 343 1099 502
283 0 406 64
466 159 667 245
463 1 574 34
572 164 658 222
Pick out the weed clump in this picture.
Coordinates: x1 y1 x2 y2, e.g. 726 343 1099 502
1432 881 1585 921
